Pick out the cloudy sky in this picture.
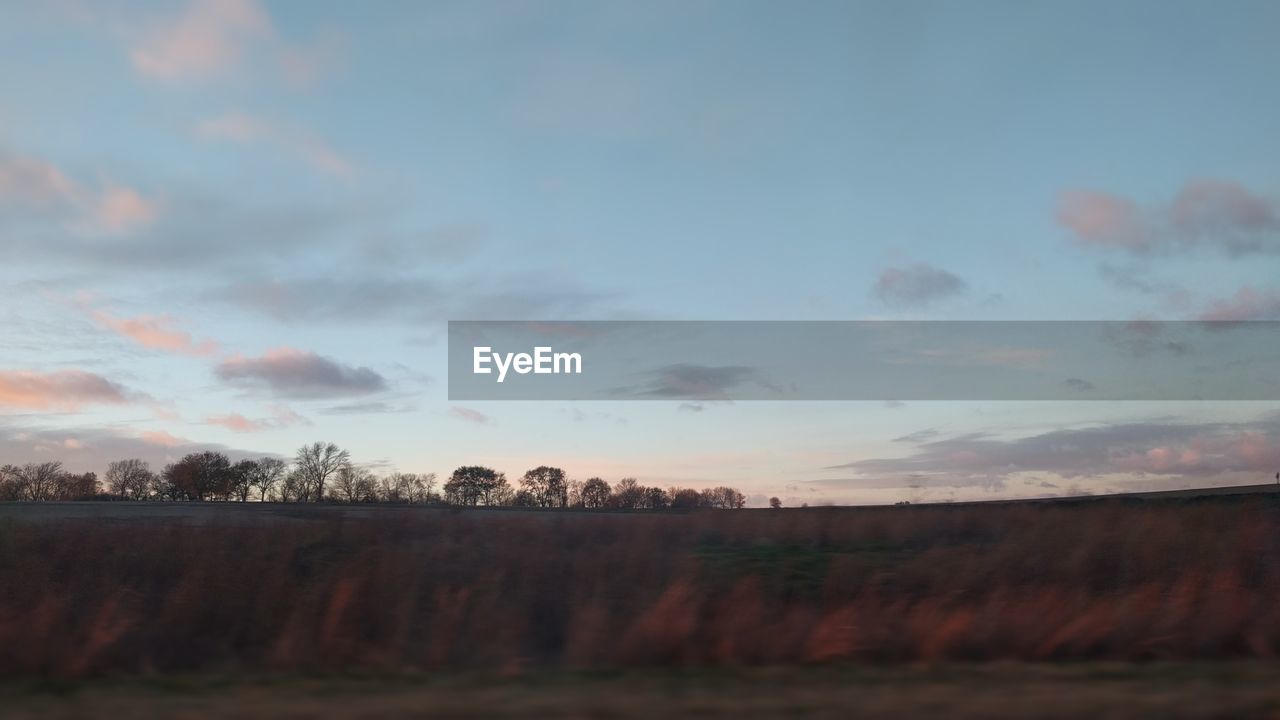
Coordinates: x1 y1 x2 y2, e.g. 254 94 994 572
2 0 1278 505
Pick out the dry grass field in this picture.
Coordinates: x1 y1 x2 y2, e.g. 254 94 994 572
2 493 1279 716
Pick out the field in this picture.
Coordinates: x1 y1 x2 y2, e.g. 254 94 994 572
4 664 1280 719
2 493 1280 717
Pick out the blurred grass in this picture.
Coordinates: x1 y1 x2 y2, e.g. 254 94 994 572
4 664 1280 719
2 495 1280 677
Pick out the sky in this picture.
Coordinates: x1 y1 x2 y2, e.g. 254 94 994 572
1 0 1279 505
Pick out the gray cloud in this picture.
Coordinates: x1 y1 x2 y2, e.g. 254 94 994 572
1101 321 1193 357
4 186 365 272
831 413 1280 483
892 428 940 444
211 276 444 323
449 406 491 424
318 401 413 415
874 263 966 307
214 348 387 399
1197 287 1280 322
210 274 613 324
0 422 269 475
624 364 759 400
1063 377 1095 392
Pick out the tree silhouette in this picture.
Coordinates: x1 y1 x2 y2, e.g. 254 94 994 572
248 457 288 501
669 487 701 509
293 442 350 502
162 452 232 501
106 459 155 500
579 477 612 508
520 466 568 507
444 465 508 506
1 462 66 501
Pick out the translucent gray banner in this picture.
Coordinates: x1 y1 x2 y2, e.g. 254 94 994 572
447 321 1280 401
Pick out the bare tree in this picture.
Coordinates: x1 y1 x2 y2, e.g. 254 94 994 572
769 496 782 509
701 486 746 509
1 462 66 502
230 460 257 502
413 472 438 503
55 472 100 500
331 466 377 503
106 459 155 500
293 442 350 502
0 470 17 501
379 472 437 504
249 457 288 501
280 470 306 502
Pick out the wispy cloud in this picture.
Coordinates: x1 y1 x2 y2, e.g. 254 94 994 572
0 148 158 235
1197 286 1280 322
210 273 611 324
214 348 387 399
127 0 339 87
205 404 309 432
130 0 272 82
630 364 759 400
449 406 491 424
832 414 1280 485
83 303 218 356
139 430 190 448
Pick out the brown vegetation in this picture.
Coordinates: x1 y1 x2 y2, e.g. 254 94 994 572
1 495 1278 678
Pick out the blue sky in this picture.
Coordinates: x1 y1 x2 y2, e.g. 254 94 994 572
2 0 1278 504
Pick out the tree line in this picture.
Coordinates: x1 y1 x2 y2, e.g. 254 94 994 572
0 441 752 509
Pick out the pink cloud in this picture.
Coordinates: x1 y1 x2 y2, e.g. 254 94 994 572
94 186 159 233
1058 179 1278 255
0 370 131 411
1111 431 1279 476
1196 287 1280 322
0 150 158 234
1056 190 1149 251
206 412 265 433
151 405 182 422
131 0 271 81
88 307 218 356
449 406 491 424
140 430 189 448
205 404 308 433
